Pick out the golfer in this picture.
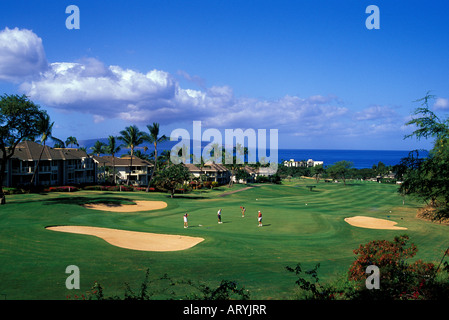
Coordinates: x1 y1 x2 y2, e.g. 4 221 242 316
183 213 189 228
257 210 262 227
241 206 246 217
217 209 222 224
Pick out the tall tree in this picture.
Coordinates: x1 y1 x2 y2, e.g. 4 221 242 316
65 136 79 148
91 140 107 183
30 113 64 186
118 125 148 185
399 93 449 219
105 136 121 185
53 141 65 148
311 164 325 183
145 122 167 189
327 160 353 185
90 140 106 156
152 163 190 198
158 150 172 168
0 94 45 204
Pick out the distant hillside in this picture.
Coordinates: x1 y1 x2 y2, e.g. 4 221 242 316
75 138 210 157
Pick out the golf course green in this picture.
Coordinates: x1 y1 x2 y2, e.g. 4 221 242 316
1 179 448 300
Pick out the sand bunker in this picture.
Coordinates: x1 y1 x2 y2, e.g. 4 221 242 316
46 226 204 252
345 216 407 230
82 200 167 212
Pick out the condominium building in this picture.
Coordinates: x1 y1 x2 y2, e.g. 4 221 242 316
2 141 97 187
93 155 153 186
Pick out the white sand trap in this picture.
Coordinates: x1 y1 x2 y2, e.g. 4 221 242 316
82 200 167 212
345 216 407 230
46 226 204 252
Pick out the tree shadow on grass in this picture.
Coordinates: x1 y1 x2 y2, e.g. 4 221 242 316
42 196 137 207
343 183 367 187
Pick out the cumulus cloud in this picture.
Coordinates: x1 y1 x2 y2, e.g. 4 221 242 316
0 27 407 144
20 54 351 136
20 58 177 117
434 97 449 110
0 27 48 82
353 105 399 121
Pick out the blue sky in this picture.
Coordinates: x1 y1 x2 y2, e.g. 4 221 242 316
0 0 448 150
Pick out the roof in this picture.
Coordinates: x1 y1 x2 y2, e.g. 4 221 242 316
4 141 89 161
183 163 201 172
93 155 153 167
202 163 228 172
243 166 258 175
183 163 229 173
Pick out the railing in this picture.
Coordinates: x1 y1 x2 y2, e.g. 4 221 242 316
12 167 34 174
68 164 94 170
131 170 147 174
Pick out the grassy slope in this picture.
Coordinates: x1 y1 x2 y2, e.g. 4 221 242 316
0 180 448 299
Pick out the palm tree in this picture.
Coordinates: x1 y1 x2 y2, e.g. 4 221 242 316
192 154 209 189
66 136 79 148
90 140 106 156
145 123 167 188
53 141 65 148
118 125 148 185
91 140 106 183
30 113 63 186
105 136 121 185
158 150 172 167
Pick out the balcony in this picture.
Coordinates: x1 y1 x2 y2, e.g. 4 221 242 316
131 170 148 175
12 167 34 174
68 163 94 170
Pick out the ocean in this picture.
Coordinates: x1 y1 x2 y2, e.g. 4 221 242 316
277 149 427 169
78 138 427 170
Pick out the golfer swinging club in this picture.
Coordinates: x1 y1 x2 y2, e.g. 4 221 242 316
183 213 189 228
217 208 222 224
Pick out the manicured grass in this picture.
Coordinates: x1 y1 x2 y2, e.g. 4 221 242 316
1 180 448 300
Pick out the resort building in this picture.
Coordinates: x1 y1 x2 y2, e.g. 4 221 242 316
283 158 324 167
2 140 97 187
183 163 231 185
93 155 153 186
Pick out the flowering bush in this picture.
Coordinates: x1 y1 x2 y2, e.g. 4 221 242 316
211 181 219 188
82 185 134 191
347 235 438 300
48 186 78 192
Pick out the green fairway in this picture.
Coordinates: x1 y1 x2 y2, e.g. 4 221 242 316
1 180 448 300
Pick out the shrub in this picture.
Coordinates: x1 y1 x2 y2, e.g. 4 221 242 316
2 187 25 195
347 235 439 300
48 186 78 192
285 263 343 300
203 181 212 189
287 236 449 300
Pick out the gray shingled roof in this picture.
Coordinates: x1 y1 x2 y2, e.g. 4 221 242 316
183 163 229 173
93 155 153 167
3 141 89 161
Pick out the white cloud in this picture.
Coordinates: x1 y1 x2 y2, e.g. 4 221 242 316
20 58 177 117
353 105 399 121
434 97 449 110
19 54 351 136
1 27 409 146
93 115 105 123
0 27 48 82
